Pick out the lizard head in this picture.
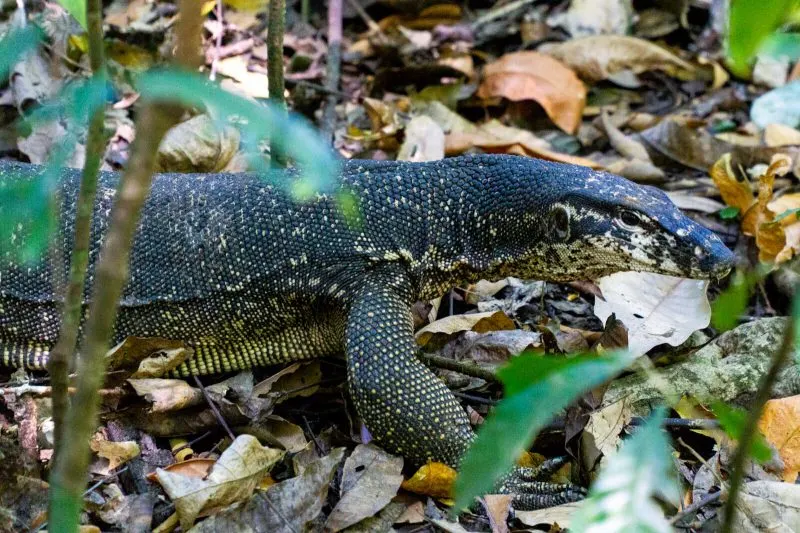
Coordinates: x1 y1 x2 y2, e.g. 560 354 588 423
519 165 734 282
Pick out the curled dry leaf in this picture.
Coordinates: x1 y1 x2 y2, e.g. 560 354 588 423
594 272 711 357
127 378 204 412
540 35 699 83
397 115 445 162
757 395 800 482
711 153 795 262
477 51 586 134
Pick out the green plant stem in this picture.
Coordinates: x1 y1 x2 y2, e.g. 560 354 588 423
48 0 107 463
301 0 310 24
719 302 798 533
267 0 286 167
46 2 202 531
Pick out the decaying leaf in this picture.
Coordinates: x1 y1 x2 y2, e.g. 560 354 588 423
155 434 284 530
477 51 586 134
401 462 457 499
516 501 583 528
758 395 800 482
127 378 204 412
540 35 699 84
594 272 711 357
397 115 445 162
190 448 345 532
415 310 515 347
325 444 404 532
729 481 800 531
547 0 634 38
89 434 140 475
156 114 241 173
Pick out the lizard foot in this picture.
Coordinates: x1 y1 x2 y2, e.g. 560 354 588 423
494 457 587 510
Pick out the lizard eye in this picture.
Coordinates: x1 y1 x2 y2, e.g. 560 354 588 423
550 206 570 242
617 209 646 232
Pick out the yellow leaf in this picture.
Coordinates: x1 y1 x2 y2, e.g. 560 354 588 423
401 462 456 499
757 395 800 482
709 154 754 228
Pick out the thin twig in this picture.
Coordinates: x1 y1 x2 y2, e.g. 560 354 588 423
193 375 236 441
417 352 499 383
49 0 108 484
321 0 342 140
209 0 224 80
670 491 722 526
720 312 797 533
47 0 202 527
267 0 287 166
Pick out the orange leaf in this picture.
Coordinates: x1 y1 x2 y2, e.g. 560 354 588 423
754 155 792 262
477 51 586 134
401 461 456 499
757 395 800 482
709 154 754 229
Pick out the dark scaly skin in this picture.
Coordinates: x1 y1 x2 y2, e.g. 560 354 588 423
0 155 734 508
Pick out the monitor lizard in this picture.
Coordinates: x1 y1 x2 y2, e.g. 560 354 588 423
0 154 734 508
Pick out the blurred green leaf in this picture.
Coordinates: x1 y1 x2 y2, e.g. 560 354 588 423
56 0 87 29
335 189 362 229
718 206 740 220
759 32 800 60
711 402 772 463
570 408 678 533
0 25 44 81
711 270 750 331
134 69 339 197
453 351 636 512
0 75 108 262
726 0 800 78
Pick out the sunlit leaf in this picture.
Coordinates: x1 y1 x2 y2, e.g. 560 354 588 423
453 351 636 511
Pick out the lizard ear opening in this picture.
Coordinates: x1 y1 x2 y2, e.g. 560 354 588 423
550 206 570 242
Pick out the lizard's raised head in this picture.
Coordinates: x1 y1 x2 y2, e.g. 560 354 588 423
464 156 734 283
515 160 734 282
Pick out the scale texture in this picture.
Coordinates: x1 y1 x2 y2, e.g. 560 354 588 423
0 154 733 508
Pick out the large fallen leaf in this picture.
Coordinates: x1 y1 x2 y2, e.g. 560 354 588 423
155 434 284 530
325 444 404 532
594 272 711 357
540 35 699 84
758 395 800 482
190 448 345 532
127 378 204 412
477 51 586 134
729 481 800 532
415 310 515 347
641 116 799 172
156 114 241 173
711 153 796 262
517 501 583 528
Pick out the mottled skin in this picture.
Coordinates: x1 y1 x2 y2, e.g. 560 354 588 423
0 155 733 508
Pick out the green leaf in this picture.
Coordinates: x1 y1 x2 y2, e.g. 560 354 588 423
726 0 800 78
711 402 772 463
570 408 678 533
759 32 800 61
0 25 44 81
56 0 87 29
134 69 339 197
453 351 636 511
718 206 740 220
711 270 750 331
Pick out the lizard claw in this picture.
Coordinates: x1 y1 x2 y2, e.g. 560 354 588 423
494 458 587 510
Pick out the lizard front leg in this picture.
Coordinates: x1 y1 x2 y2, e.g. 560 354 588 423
344 267 585 509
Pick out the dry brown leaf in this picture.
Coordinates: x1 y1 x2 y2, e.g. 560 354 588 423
477 51 586 134
540 35 699 83
753 155 793 262
482 494 512 533
127 378 204 412
758 395 800 482
445 119 603 168
415 310 515 347
146 458 216 482
401 462 456 499
89 434 140 475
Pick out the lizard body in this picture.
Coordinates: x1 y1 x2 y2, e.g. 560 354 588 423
0 155 733 507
